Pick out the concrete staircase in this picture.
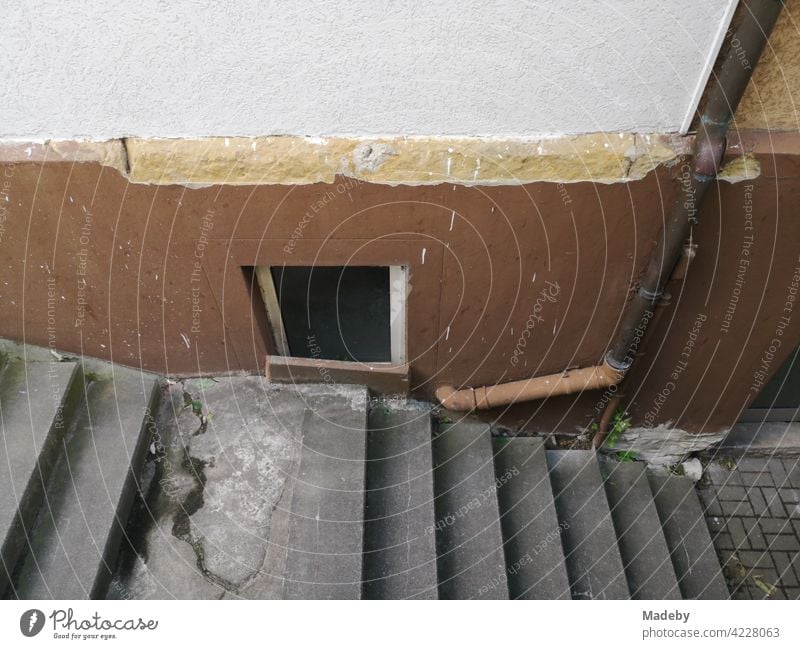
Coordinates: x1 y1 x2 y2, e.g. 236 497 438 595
0 345 729 599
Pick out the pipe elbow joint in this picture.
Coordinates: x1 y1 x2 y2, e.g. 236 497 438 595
435 385 477 411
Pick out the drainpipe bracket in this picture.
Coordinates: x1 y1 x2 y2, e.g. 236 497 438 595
637 286 664 303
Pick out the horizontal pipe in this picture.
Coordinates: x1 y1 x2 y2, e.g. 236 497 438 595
436 358 624 411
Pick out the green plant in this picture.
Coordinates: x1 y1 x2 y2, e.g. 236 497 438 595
616 450 638 462
605 409 631 449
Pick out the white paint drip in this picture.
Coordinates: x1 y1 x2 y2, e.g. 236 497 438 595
180 332 191 348
421 248 426 264
449 210 455 231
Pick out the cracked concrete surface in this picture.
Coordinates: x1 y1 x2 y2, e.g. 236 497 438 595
109 376 312 599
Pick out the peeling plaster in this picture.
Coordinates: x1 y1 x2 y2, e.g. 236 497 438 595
613 424 727 465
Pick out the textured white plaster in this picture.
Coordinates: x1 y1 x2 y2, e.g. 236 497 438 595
1 1 735 139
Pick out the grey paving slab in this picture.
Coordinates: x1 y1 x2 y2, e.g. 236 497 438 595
433 419 508 599
14 366 158 599
546 450 629 600
601 459 680 599
362 403 437 599
649 472 730 599
282 385 367 599
0 360 80 596
493 437 570 599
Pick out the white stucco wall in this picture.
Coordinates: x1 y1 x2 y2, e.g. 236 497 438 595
1 0 736 140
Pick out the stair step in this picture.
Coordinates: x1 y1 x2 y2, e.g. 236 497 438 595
0 360 81 596
546 450 629 599
13 365 158 598
600 459 681 599
432 419 508 599
363 404 438 599
494 437 571 599
282 385 368 599
648 471 730 599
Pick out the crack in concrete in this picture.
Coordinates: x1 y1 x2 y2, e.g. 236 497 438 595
170 381 244 594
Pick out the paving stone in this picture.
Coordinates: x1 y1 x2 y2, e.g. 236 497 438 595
741 517 767 550
785 586 800 600
707 463 743 486
648 472 730 599
752 472 776 488
363 403 437 600
0 360 80 596
783 460 800 489
759 517 791 534
720 499 755 518
433 420 508 600
773 552 799 587
716 485 748 502
736 458 768 473
713 532 734 550
493 437 570 600
547 450 628 600
762 488 787 518
739 550 774 570
726 518 749 549
766 534 800 552
14 366 158 599
601 459 680 599
767 460 790 487
780 488 800 505
747 487 767 515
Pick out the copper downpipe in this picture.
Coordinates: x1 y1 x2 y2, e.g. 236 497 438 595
436 0 784 412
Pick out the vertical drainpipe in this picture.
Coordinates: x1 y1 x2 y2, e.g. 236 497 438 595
436 0 784 411
605 0 785 372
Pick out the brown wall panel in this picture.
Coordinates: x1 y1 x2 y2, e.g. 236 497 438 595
1 145 798 435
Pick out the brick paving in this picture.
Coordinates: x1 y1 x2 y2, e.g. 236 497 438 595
697 456 800 599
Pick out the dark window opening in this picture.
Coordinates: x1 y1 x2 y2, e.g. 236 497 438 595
270 266 392 363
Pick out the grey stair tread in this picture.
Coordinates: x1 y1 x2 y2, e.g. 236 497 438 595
648 472 730 599
546 450 629 599
282 385 368 599
363 404 438 599
601 459 681 599
14 367 158 599
0 360 80 595
433 419 508 599
493 437 571 599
